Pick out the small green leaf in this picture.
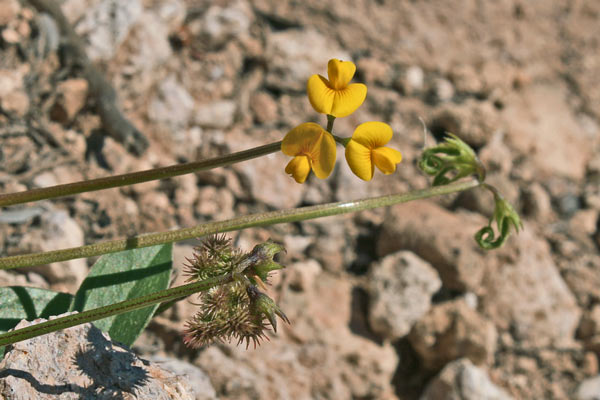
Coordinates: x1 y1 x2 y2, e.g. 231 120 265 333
0 287 73 358
71 244 172 346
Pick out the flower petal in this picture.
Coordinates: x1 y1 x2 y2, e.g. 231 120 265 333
330 83 367 118
281 122 324 156
285 155 311 183
345 139 374 181
351 121 393 149
307 74 334 115
311 132 337 179
372 146 402 175
327 59 356 90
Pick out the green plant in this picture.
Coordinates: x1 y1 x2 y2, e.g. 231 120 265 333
0 59 520 351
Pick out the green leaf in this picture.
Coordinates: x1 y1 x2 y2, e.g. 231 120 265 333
71 244 172 346
0 287 73 358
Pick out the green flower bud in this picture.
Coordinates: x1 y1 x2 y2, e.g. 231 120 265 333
247 285 289 333
419 133 485 186
246 240 286 282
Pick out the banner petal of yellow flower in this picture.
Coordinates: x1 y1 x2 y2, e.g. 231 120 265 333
330 83 367 118
281 122 324 156
351 121 393 149
327 59 356 90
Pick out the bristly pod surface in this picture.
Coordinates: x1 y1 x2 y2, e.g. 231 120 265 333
182 234 288 348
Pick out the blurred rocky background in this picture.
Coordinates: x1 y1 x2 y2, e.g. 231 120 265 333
0 0 599 399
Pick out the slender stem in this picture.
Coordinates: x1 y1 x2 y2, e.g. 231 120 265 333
0 141 282 207
0 179 480 270
326 114 335 133
0 274 231 347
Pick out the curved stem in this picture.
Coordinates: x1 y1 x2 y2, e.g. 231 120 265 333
0 274 232 347
0 179 480 270
0 141 282 207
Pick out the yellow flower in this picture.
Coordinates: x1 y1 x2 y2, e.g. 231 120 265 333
281 122 336 183
345 121 402 181
307 59 367 118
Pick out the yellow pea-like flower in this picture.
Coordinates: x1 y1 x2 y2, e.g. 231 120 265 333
281 122 337 183
307 59 367 118
345 121 402 181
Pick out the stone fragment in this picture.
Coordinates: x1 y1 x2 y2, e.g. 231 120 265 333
478 131 513 175
148 356 217 400
50 79 89 123
521 182 553 221
265 29 350 91
356 57 390 85
480 229 581 346
409 298 498 370
403 65 425 94
249 91 278 124
562 254 600 307
577 375 600 400
377 200 488 291
430 100 500 148
578 305 600 343
432 78 455 102
0 314 197 399
75 0 143 61
1 27 20 43
32 171 58 188
421 358 513 400
0 0 20 26
194 100 236 129
149 75 195 130
23 210 87 286
195 186 235 221
198 272 398 400
1 90 29 117
502 84 591 180
124 12 172 76
191 0 252 48
286 259 322 292
368 251 442 340
0 69 23 98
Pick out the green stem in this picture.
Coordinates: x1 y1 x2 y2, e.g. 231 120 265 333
333 135 350 146
0 274 231 347
0 141 282 207
0 179 480 270
326 114 335 133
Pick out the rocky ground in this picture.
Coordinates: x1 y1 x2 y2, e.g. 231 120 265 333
1 0 599 399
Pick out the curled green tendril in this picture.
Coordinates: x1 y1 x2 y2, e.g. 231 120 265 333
474 187 523 250
419 134 486 186
475 225 507 250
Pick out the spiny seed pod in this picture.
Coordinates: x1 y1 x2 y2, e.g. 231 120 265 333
183 281 268 349
182 235 289 348
183 234 243 282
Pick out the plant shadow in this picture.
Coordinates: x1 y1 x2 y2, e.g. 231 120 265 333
0 324 150 399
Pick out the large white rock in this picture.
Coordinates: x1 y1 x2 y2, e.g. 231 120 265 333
368 251 442 340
